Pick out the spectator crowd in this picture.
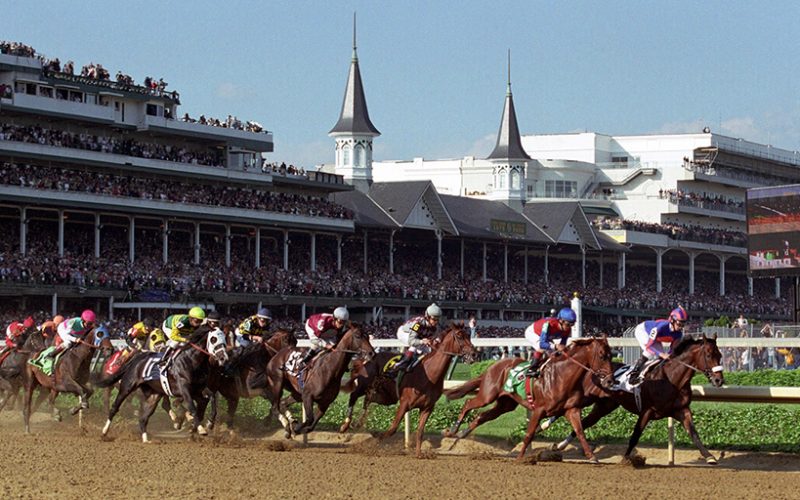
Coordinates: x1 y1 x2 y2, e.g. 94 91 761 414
593 217 747 247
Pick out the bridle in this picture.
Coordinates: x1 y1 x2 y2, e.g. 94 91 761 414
435 328 474 359
668 337 723 380
560 339 611 381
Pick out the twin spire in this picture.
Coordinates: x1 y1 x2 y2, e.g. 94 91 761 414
486 49 531 161
329 12 380 137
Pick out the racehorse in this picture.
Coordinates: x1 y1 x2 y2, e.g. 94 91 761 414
205 328 297 429
99 327 228 442
265 324 374 437
0 325 50 413
553 334 724 464
341 323 478 458
444 336 614 462
22 327 113 433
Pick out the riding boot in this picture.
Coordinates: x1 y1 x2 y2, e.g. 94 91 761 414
525 353 544 377
301 348 319 368
159 346 174 368
392 350 416 373
628 356 648 385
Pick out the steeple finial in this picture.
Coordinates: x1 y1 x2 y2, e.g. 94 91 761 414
507 49 512 95
352 12 358 61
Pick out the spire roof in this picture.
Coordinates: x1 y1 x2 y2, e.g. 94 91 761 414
486 51 530 161
329 14 380 137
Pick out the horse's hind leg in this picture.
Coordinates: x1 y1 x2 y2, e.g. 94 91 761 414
22 376 36 434
623 411 653 462
339 388 363 433
443 391 497 438
46 389 61 421
555 399 617 451
458 396 517 440
379 400 409 441
516 407 546 461
103 377 139 437
564 407 598 463
415 407 433 458
138 389 161 443
224 396 237 429
676 407 717 465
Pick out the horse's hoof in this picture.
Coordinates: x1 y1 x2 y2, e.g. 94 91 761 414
69 407 79 416
706 457 718 466
142 433 150 443
53 412 62 422
338 424 350 434
549 443 559 451
173 422 182 431
588 456 600 465
197 425 208 436
441 429 454 438
168 409 178 422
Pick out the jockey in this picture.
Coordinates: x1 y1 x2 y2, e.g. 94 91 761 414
45 310 97 360
207 310 222 331
301 306 350 366
524 308 576 377
127 320 155 351
40 315 65 341
392 303 442 373
159 307 205 366
235 307 272 346
629 306 688 384
2 317 33 354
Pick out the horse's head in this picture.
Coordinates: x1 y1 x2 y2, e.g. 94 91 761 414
339 324 374 362
89 327 114 353
567 335 615 390
436 322 478 363
683 334 724 388
267 328 298 352
206 328 229 366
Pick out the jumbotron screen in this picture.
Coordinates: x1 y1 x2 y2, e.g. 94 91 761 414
747 184 800 277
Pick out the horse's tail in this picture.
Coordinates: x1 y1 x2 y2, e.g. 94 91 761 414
94 351 147 388
443 374 483 400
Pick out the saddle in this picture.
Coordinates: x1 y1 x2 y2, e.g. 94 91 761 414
27 346 68 377
612 359 663 392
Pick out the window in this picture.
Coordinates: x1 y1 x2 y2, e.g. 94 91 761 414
544 180 577 198
56 88 68 100
510 170 520 189
146 104 159 116
498 173 506 189
354 144 365 166
342 146 351 166
38 86 53 98
26 83 36 95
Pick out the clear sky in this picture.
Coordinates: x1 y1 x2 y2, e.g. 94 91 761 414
4 1 799 166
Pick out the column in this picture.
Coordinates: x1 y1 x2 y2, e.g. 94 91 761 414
108 296 115 321
775 278 781 299
94 214 101 258
301 303 307 322
19 207 27 256
482 242 487 282
162 219 169 264
747 276 753 297
436 231 443 280
283 230 289 271
194 222 200 265
460 239 465 279
544 245 550 285
719 255 727 296
503 241 508 283
58 210 65 257
225 224 231 268
51 292 58 316
363 230 368 274
581 246 587 289
389 230 395 274
689 252 696 295
656 248 664 293
310 233 316 272
337 235 342 272
128 216 135 263
255 228 261 268
617 251 626 290
523 244 528 284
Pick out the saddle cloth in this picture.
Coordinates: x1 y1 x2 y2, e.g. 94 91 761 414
503 361 532 397
612 359 661 393
141 353 173 397
283 351 304 377
28 347 67 376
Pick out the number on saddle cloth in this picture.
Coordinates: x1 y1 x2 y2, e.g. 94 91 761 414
284 351 305 377
503 361 532 397
382 355 402 375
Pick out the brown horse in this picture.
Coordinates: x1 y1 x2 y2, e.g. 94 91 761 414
342 323 478 458
205 328 297 429
265 324 374 437
22 328 114 433
0 325 47 412
553 334 725 464
445 336 614 462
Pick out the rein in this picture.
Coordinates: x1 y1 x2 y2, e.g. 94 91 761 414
560 341 609 378
188 342 213 357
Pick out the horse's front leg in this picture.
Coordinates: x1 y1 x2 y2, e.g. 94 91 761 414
339 389 362 433
676 407 717 465
276 394 298 439
293 392 316 435
415 407 433 458
564 407 597 463
379 400 409 440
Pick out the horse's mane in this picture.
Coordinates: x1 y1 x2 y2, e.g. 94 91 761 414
437 322 465 340
187 325 210 344
672 335 703 356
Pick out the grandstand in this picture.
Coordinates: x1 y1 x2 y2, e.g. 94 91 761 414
0 39 794 338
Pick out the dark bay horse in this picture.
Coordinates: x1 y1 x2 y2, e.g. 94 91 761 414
206 329 296 429
341 323 478 458
0 325 50 413
444 336 614 462
99 327 228 442
265 324 374 437
553 334 725 464
22 328 113 433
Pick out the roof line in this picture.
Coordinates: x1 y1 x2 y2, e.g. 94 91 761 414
519 210 557 244
574 205 601 250
423 183 460 236
364 191 403 228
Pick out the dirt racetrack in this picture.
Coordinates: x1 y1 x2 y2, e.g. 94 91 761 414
1 409 798 499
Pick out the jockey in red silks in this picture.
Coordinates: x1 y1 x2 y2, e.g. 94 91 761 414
628 306 688 384
44 309 97 360
301 307 349 366
2 316 33 353
523 308 576 377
